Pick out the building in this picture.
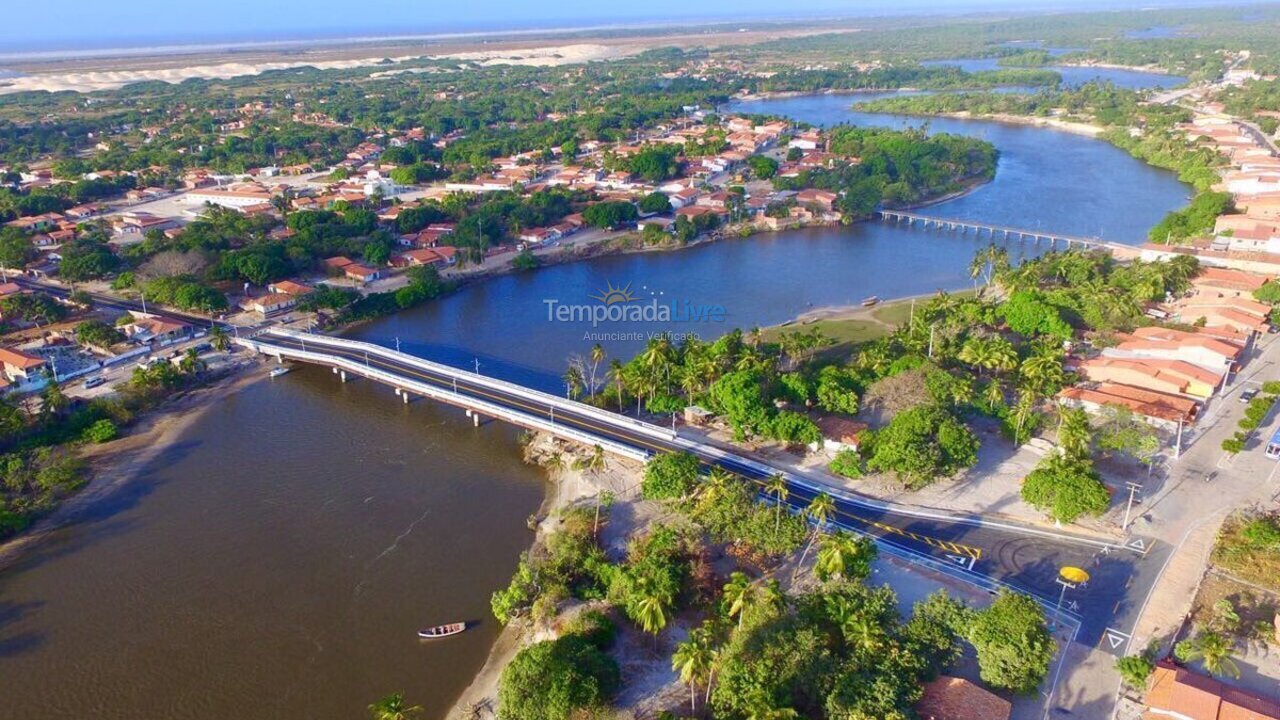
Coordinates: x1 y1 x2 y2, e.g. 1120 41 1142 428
1058 383 1199 428
814 416 868 453
1106 327 1243 373
268 280 314 297
120 313 194 346
0 347 47 388
797 188 839 211
1142 660 1280 720
240 293 296 316
325 256 382 284
1077 357 1222 400
915 676 1011 720
185 184 276 210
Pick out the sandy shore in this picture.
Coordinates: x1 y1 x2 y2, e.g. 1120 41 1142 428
446 434 648 719
919 111 1104 137
0 363 263 572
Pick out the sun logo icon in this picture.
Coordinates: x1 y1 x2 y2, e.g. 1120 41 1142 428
591 281 637 305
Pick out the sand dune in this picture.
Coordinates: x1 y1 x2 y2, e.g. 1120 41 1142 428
0 55 419 95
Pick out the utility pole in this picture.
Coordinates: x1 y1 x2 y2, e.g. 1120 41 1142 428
474 358 480 374
1122 481 1142 531
395 336 400 353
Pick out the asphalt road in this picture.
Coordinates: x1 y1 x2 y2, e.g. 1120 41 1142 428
258 331 1149 645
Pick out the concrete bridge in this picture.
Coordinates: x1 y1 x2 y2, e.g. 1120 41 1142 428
232 327 1164 645
876 210 1133 254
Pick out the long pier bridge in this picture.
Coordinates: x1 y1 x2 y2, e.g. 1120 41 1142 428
876 210 1132 253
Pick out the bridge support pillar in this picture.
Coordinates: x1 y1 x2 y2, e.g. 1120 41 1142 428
473 412 481 426
339 370 347 383
402 391 410 404
275 354 283 364
394 387 401 396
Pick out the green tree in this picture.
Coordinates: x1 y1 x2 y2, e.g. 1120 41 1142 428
1175 630 1240 679
866 405 979 488
498 633 620 720
1115 654 1155 690
794 492 836 580
672 623 718 714
1020 454 1110 524
642 451 701 500
967 590 1054 694
638 192 673 215
814 531 876 582
367 694 422 720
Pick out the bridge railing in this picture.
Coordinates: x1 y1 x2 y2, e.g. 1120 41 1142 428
260 328 679 443
238 337 650 462
250 332 1123 551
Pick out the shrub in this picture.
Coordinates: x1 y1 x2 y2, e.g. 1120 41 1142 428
81 419 119 444
642 451 701 500
828 449 864 479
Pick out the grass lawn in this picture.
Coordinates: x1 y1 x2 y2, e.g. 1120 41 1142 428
1210 512 1280 592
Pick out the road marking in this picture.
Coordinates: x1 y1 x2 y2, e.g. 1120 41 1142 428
1102 627 1131 651
1126 537 1151 554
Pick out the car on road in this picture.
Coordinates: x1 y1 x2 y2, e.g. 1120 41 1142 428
83 377 106 389
1240 388 1258 403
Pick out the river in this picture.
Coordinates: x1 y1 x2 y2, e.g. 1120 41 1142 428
0 91 1191 719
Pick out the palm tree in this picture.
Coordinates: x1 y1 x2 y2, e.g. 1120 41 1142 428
179 347 204 374
702 466 736 502
40 380 69 420
633 582 671 648
209 324 230 351
793 492 836 581
766 473 789 534
1010 389 1039 445
722 571 753 630
814 531 876 582
969 244 1010 294
1020 351 1066 394
1176 630 1240 679
609 359 626 413
368 693 422 720
1057 405 1093 461
563 364 585 401
672 625 717 713
588 344 606 400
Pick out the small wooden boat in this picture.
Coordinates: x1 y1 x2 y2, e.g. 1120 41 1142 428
268 366 291 378
418 622 467 640
861 296 880 307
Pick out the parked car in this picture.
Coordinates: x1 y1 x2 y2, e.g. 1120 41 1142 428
83 377 106 389
1240 388 1259 403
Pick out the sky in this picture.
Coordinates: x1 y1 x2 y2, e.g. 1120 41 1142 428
0 0 1246 53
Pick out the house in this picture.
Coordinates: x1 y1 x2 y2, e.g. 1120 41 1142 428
797 188 839 211
668 187 701 209
268 280 314 297
1190 268 1270 297
814 416 868 453
185 183 276 209
1058 382 1199 427
1142 660 1280 720
915 676 1011 720
392 247 456 268
0 347 47 387
637 216 676 233
120 313 194 346
1169 293 1271 335
1106 327 1243 373
789 130 824 151
322 254 376 283
1077 357 1222 399
240 293 296 316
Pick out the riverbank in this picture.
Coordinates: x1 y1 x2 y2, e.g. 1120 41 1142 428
0 359 261 572
872 109 1105 138
446 432 650 719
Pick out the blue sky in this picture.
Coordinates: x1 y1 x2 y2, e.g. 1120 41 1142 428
0 0 1236 52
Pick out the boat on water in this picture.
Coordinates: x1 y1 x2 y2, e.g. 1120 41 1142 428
418 622 467 639
268 366 291 378
861 296 880 307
